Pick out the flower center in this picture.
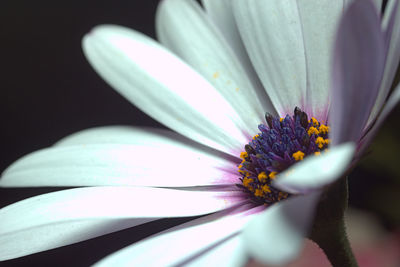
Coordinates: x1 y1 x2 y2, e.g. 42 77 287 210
237 107 330 205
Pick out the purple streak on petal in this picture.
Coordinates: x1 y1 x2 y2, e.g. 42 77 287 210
330 0 386 146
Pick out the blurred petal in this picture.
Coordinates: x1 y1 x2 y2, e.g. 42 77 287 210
297 0 344 121
83 25 248 154
156 0 270 133
360 83 400 151
233 0 307 116
0 186 240 260
1 143 238 187
330 0 386 145
273 143 355 194
94 207 255 267
242 192 320 265
369 0 400 125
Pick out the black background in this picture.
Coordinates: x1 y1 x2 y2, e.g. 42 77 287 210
1 1 399 266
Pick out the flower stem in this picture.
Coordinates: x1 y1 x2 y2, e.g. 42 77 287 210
309 177 358 267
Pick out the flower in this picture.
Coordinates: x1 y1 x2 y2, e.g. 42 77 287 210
1 0 400 265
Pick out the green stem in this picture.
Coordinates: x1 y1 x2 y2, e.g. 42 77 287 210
309 177 358 267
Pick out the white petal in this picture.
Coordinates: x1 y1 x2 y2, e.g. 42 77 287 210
185 235 247 267
54 126 182 146
242 192 320 265
0 186 240 260
156 0 271 133
273 143 355 194
83 25 248 154
1 143 239 187
368 0 400 125
233 0 307 116
297 0 344 121
201 0 276 118
94 207 255 267
329 0 386 145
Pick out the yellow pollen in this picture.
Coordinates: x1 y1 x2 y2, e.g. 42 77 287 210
254 188 264 197
252 134 260 140
307 126 319 136
278 192 288 200
315 137 326 149
324 139 331 145
240 152 248 160
269 171 277 179
319 124 330 134
314 151 321 156
262 184 271 193
311 117 319 126
213 71 220 79
279 118 284 122
258 172 268 182
293 151 305 161
243 177 253 188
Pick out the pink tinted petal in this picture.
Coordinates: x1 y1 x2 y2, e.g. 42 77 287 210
0 186 241 260
94 206 256 267
1 143 238 187
330 0 386 145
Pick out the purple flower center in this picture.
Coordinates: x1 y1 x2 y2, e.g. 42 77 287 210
237 107 330 205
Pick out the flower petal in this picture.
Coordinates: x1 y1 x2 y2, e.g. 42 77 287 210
360 83 400 152
201 0 276 118
184 235 247 267
329 0 386 145
0 186 240 260
296 0 344 121
83 25 248 154
233 0 307 116
54 126 180 146
242 192 320 265
156 0 272 133
94 206 255 267
273 143 355 194
368 0 400 125
1 142 239 187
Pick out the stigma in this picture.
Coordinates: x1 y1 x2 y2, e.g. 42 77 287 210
238 107 330 205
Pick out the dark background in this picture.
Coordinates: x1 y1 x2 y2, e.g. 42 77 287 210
1 0 399 266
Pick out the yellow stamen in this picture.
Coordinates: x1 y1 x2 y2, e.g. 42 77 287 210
293 151 305 161
315 137 325 149
243 177 253 188
314 151 321 156
279 118 284 122
269 171 277 179
252 134 259 140
262 184 271 193
319 124 330 134
240 151 248 160
258 172 268 182
254 188 264 197
311 117 319 126
324 139 331 145
278 192 288 200
307 126 319 136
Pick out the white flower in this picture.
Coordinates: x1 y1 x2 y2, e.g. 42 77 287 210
1 0 400 265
